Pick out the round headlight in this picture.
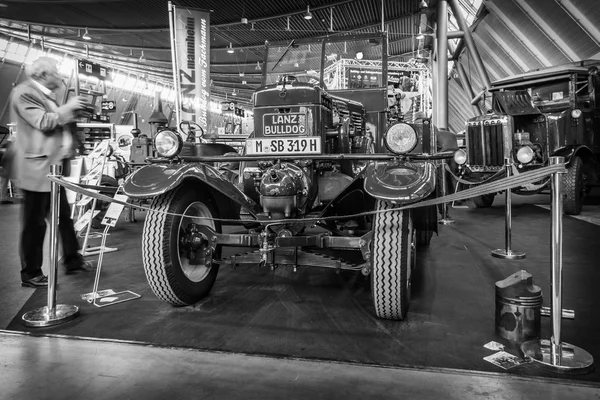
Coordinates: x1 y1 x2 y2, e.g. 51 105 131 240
516 146 534 164
154 129 183 158
571 109 582 119
384 123 418 154
453 149 467 165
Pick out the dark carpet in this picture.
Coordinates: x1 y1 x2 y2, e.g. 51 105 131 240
7 201 600 384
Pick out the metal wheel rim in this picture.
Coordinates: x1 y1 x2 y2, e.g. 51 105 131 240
177 201 215 282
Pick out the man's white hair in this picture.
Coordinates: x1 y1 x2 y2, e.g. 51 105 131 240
27 56 59 80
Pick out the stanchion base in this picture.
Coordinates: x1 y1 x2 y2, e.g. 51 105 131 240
438 218 455 225
491 249 526 260
22 304 79 327
521 339 594 375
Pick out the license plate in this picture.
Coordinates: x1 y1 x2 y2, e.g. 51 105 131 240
246 138 321 155
263 113 306 135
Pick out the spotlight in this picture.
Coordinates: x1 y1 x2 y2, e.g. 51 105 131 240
304 5 313 20
227 42 234 53
355 51 363 60
82 27 91 40
419 0 428 9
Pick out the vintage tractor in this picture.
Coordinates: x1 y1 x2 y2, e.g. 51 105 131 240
123 33 456 320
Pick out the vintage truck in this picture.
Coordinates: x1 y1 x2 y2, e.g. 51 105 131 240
123 33 456 320
453 60 600 214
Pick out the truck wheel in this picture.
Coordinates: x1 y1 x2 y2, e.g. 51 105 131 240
142 185 221 306
564 156 584 215
473 194 495 208
371 201 415 320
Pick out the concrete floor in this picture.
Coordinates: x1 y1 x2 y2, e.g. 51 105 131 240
1 193 600 399
1 331 599 400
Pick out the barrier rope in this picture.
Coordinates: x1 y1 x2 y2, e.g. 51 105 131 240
50 162 566 225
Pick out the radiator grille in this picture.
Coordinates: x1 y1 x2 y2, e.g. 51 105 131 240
467 122 505 167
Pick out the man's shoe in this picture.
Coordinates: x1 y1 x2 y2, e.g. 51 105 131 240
21 275 49 288
65 260 96 274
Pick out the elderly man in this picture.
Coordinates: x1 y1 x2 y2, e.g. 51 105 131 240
11 56 95 288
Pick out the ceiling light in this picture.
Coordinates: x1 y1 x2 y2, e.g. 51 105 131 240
139 51 146 62
419 0 428 10
416 28 425 40
241 17 248 24
227 43 234 53
82 27 91 41
355 51 363 60
251 22 256 31
255 61 262 71
232 89 238 96
304 5 313 20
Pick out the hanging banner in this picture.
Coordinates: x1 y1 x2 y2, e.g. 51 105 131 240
170 3 211 134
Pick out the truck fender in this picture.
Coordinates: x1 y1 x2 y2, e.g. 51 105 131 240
122 163 262 217
363 161 436 203
552 145 599 168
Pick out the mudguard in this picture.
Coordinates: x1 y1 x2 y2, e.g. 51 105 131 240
552 144 599 168
363 161 436 203
122 163 262 217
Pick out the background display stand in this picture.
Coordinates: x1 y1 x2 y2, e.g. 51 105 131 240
74 141 118 256
491 158 525 260
22 165 79 327
81 193 140 307
521 157 594 374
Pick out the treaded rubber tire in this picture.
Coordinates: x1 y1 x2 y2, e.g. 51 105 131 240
371 200 414 320
473 193 495 208
563 156 583 216
142 184 221 306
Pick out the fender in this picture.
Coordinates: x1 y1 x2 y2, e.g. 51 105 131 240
363 161 436 204
552 145 599 168
122 163 262 217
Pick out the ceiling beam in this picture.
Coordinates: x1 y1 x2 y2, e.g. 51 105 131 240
214 0 358 28
482 0 551 67
555 0 600 47
512 0 578 62
478 22 527 73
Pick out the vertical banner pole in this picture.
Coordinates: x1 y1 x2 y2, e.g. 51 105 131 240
521 157 594 374
492 158 525 259
168 1 182 129
22 165 79 327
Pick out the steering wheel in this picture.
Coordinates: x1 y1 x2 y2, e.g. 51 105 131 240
179 121 205 141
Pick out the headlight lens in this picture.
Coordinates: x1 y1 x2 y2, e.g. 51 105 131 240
571 109 582 119
154 129 183 158
384 123 418 154
453 149 467 165
516 146 534 164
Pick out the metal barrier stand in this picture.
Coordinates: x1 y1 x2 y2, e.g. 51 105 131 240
491 157 525 260
22 165 79 327
438 160 455 225
521 157 594 374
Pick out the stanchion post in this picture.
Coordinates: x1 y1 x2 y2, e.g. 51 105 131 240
521 156 594 374
491 157 525 260
438 161 455 225
22 164 79 327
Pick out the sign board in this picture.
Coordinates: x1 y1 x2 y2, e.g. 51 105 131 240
90 114 111 123
101 100 116 112
101 194 128 227
77 59 110 81
172 5 211 132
